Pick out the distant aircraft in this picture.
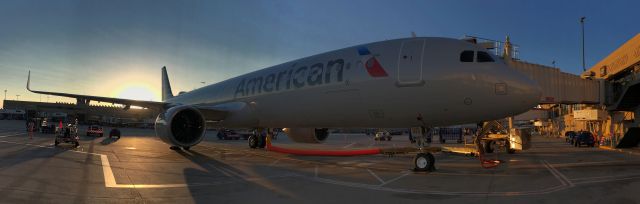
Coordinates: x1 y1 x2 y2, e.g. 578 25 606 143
28 37 541 170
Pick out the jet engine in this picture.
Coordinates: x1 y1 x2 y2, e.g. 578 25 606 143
283 128 329 143
155 105 206 148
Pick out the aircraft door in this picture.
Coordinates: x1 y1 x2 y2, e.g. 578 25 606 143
396 39 425 87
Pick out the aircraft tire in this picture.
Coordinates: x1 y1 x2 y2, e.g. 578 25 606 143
248 135 258 149
484 141 494 153
413 153 435 172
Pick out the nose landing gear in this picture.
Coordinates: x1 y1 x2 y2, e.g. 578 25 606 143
413 152 435 172
412 114 436 172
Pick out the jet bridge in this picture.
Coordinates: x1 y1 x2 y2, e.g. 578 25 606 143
501 33 640 148
507 60 602 104
472 36 602 105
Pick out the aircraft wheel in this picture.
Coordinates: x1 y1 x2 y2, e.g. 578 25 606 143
484 141 494 153
74 141 80 148
248 135 258 149
54 140 59 146
413 153 435 172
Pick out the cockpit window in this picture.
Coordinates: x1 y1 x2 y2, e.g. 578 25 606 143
477 51 495 62
460 50 474 62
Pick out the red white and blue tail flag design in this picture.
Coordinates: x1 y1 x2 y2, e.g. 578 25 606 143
358 47 388 77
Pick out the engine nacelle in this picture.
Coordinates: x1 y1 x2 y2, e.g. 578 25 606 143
155 105 206 147
283 128 329 143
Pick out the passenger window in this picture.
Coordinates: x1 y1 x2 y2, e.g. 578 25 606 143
477 51 495 62
460 50 474 62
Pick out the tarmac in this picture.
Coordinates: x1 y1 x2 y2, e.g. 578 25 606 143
1 120 640 204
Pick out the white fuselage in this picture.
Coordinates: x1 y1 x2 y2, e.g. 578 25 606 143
165 37 541 128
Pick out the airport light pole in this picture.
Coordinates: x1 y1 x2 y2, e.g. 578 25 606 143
16 95 20 101
3 89 6 101
581 17 586 72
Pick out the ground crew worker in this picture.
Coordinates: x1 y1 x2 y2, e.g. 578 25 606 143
27 120 35 139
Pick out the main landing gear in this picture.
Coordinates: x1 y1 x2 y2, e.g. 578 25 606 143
248 128 268 149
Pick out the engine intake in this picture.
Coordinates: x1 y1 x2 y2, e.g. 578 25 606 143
155 105 206 147
283 128 329 143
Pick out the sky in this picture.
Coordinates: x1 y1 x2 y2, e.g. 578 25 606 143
0 0 638 108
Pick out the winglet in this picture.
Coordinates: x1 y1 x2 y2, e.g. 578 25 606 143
26 70 32 91
161 66 174 101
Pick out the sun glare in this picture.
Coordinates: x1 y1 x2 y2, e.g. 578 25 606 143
114 84 159 101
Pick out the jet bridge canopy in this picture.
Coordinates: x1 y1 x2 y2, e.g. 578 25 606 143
507 60 601 104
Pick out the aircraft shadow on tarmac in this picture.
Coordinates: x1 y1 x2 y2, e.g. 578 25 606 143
177 149 298 203
99 137 119 145
0 134 99 203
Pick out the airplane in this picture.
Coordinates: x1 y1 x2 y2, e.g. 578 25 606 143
27 37 541 171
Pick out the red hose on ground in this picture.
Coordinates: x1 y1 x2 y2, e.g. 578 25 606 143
267 142 381 156
478 148 501 169
479 154 500 169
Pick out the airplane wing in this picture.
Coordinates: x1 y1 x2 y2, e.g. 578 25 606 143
26 71 167 110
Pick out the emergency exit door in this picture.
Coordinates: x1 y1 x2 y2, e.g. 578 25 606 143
397 39 425 87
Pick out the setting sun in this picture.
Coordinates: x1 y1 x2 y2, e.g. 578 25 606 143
113 83 160 101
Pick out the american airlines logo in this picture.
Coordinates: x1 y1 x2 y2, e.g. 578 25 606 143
358 47 388 77
234 47 388 98
234 59 345 98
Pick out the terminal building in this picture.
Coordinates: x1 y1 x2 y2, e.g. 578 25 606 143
1 100 157 127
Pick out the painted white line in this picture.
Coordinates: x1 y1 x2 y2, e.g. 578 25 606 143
337 161 358 165
571 173 640 181
0 140 53 149
1 139 188 188
551 160 640 168
342 142 356 149
213 165 246 179
308 175 569 196
209 164 234 177
314 165 318 178
269 158 281 166
542 160 574 187
356 162 374 167
573 175 640 185
101 154 188 188
379 172 410 187
367 169 385 184
0 133 27 138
